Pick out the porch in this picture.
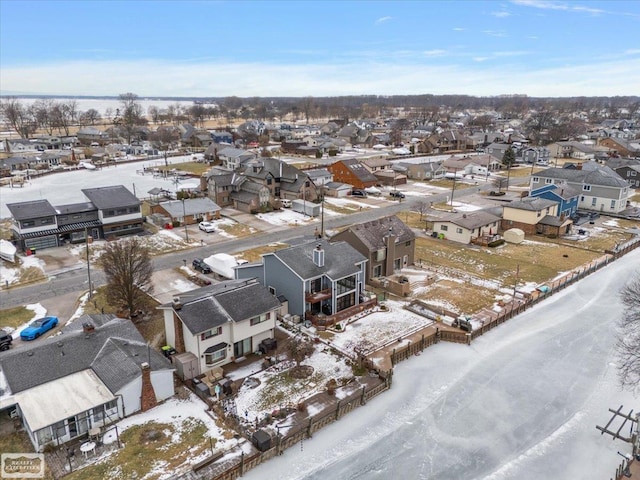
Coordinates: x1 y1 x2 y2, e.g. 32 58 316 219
305 295 378 329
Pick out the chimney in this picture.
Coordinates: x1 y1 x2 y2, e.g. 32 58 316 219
140 362 158 412
82 322 95 335
172 297 182 310
312 244 325 267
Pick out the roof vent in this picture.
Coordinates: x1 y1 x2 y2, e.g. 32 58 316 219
172 297 182 310
82 322 95 334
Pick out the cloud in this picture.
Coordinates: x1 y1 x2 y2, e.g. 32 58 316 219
452 27 466 31
423 49 447 57
491 11 512 17
1 57 638 97
375 16 392 25
483 30 508 37
511 0 640 18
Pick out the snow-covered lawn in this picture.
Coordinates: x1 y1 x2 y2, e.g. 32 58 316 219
256 209 320 226
327 300 433 355
0 254 46 286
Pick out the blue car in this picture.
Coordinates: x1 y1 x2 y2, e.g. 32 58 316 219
20 316 59 341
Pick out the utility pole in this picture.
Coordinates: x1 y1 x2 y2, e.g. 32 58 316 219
182 198 189 243
320 185 325 238
85 227 92 299
450 168 457 206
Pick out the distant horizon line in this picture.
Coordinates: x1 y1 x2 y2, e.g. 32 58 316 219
2 93 640 101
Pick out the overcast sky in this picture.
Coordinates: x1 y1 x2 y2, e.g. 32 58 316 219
1 0 639 98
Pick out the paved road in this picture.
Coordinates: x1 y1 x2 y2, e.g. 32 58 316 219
0 181 509 309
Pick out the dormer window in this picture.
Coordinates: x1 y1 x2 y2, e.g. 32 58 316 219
583 184 592 191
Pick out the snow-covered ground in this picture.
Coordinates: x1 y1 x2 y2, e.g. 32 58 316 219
0 154 195 219
243 248 640 480
0 254 45 286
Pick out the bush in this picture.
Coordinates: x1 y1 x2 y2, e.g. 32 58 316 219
328 149 338 157
488 238 505 248
315 149 323 159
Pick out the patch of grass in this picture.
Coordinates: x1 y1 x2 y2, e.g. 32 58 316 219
431 202 456 212
65 419 210 480
495 166 544 178
237 243 289 263
159 161 210 176
0 219 13 240
0 305 35 329
629 192 640 203
19 266 46 284
0 429 34 454
427 179 475 190
397 210 427 229
416 279 498 314
219 221 259 238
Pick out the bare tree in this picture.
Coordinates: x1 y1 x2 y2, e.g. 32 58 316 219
79 108 101 126
101 237 154 319
492 176 509 193
286 336 314 369
150 127 180 167
617 275 640 390
415 200 430 222
0 97 37 138
119 92 146 144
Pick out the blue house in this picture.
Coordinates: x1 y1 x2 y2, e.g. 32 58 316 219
529 184 579 218
211 131 234 144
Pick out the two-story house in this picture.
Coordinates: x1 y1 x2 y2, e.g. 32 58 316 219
529 164 631 214
327 158 379 189
81 185 144 238
361 158 407 186
330 215 415 281
235 239 374 327
501 197 572 236
0 315 174 452
6 199 60 251
217 146 256 171
528 184 580 218
159 279 281 372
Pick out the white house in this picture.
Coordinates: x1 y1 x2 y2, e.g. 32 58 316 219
0 315 174 451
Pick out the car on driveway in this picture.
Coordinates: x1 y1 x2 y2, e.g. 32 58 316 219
20 316 59 341
389 191 405 199
199 221 216 233
351 189 368 198
0 331 13 351
192 258 212 274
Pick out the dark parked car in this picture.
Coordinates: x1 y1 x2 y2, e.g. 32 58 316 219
0 331 13 351
489 191 506 196
20 316 59 341
192 258 212 274
351 189 367 197
389 191 405 199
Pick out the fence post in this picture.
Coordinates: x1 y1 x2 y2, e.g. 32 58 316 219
360 385 366 406
240 451 245 475
335 400 341 420
391 348 396 366
307 417 313 438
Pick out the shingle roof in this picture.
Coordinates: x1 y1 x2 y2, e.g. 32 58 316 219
159 198 220 218
272 239 366 280
6 199 57 220
171 279 280 335
81 185 140 209
507 197 558 211
535 165 629 188
0 315 172 395
342 215 415 250
337 159 378 183
437 210 502 230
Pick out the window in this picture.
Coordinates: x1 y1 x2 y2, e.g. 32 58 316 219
201 326 222 340
591 198 597 206
205 349 226 365
456 227 463 234
610 200 616 209
583 184 591 191
440 225 448 231
581 196 585 202
545 178 553 184
22 221 34 227
532 177 539 183
337 275 356 295
116 208 127 215
631 171 637 177
537 211 541 217
373 265 382 277
250 313 270 326
405 241 411 247
268 286 276 295
376 248 386 261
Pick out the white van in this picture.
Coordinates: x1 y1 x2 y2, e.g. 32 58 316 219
281 199 292 208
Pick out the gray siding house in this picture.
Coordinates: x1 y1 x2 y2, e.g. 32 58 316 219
235 239 374 327
529 164 631 214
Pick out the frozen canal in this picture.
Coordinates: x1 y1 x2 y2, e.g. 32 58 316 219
244 249 639 480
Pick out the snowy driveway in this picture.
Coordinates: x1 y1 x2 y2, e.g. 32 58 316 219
243 249 639 480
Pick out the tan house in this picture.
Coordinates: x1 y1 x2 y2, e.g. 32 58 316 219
431 210 502 244
501 197 571 236
330 215 415 282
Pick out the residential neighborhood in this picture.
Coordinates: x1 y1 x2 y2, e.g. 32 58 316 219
1 93 639 480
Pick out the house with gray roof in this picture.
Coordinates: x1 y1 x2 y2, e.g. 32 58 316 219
82 185 144 238
529 163 631 214
0 315 174 451
431 210 502 244
502 196 571 236
217 146 256 170
331 215 415 280
151 198 221 225
235 239 375 327
158 278 281 372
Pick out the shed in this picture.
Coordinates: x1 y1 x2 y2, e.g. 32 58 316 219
503 228 525 244
291 199 321 217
